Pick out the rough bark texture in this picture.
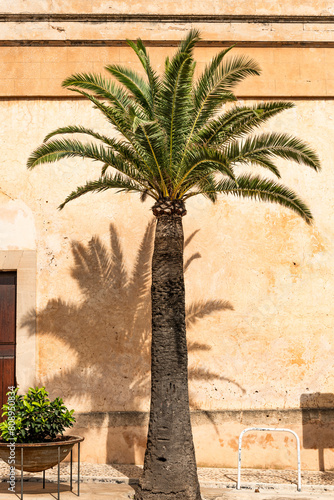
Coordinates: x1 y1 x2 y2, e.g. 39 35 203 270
135 214 201 500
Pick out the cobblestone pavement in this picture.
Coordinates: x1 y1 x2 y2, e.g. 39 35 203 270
1 462 333 487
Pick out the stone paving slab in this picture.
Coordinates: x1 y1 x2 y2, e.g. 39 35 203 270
0 483 334 500
202 488 334 500
0 481 135 499
1 462 334 499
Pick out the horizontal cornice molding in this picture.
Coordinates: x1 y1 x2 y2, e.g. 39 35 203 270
0 40 334 48
1 39 334 48
1 14 334 23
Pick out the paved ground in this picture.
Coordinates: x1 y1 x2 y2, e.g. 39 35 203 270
1 463 333 488
0 482 334 499
1 464 334 499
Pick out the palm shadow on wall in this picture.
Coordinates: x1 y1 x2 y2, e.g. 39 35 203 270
22 221 244 463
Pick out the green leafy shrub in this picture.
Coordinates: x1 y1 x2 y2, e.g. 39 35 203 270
0 387 75 443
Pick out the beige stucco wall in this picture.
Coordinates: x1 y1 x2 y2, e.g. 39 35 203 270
2 0 334 15
0 47 333 98
1 0 334 471
0 96 333 469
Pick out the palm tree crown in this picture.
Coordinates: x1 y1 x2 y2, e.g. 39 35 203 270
27 30 320 223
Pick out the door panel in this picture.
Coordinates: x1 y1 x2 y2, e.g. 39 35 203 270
0 272 16 418
0 358 15 416
0 273 15 344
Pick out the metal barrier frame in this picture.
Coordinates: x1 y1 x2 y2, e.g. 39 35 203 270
237 427 301 492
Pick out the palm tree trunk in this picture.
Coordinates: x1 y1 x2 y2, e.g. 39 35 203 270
135 214 201 500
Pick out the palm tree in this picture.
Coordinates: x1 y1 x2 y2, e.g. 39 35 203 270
27 30 320 500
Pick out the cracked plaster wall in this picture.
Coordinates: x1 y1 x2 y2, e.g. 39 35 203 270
0 98 333 468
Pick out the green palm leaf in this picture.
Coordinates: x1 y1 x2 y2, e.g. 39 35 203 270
105 64 152 117
174 147 235 197
226 132 320 172
28 30 319 224
27 138 155 193
157 29 200 169
42 125 149 173
180 52 260 165
197 102 295 145
192 54 260 132
126 38 161 111
62 72 132 112
57 88 159 181
58 173 155 210
185 174 314 224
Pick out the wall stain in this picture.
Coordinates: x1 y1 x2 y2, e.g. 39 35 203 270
228 438 239 452
288 347 306 367
310 229 326 255
258 433 275 448
122 430 146 451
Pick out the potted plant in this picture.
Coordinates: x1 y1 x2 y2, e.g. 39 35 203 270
0 387 83 472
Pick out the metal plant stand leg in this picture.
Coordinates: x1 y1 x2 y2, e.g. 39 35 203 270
21 448 23 500
70 449 73 492
77 441 80 496
58 446 60 500
57 446 60 500
13 441 83 499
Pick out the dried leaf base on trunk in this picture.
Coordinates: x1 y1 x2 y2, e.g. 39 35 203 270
135 214 201 500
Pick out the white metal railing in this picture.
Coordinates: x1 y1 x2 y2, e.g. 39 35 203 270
237 427 301 492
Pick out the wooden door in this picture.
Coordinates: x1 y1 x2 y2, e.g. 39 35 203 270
0 272 16 419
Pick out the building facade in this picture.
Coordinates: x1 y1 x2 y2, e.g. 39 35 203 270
1 1 334 470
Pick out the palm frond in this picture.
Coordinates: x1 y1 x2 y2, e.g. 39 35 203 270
212 54 261 90
158 55 195 169
197 102 295 145
58 173 154 210
180 52 260 164
62 77 149 136
182 171 219 203
62 87 132 137
105 64 152 117
193 55 260 128
177 28 201 56
174 147 235 196
135 120 169 195
43 125 147 171
27 138 112 168
195 174 219 203
62 72 132 112
28 31 319 225
27 138 156 196
244 156 281 177
157 29 200 169
55 87 161 183
185 174 314 224
126 38 161 111
44 125 112 143
226 132 321 172
194 46 235 100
